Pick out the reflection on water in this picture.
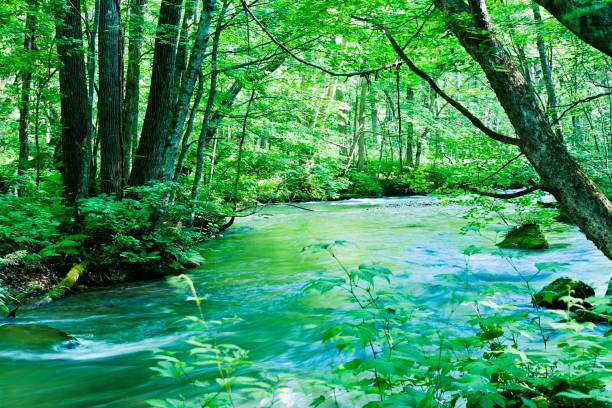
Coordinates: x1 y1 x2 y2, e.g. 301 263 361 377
0 197 609 407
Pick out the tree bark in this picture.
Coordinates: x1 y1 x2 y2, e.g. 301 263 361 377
128 0 183 186
533 0 612 57
191 4 226 201
99 0 123 197
173 71 204 182
433 0 612 292
56 0 90 204
162 0 218 182
85 0 99 197
172 0 197 108
123 0 148 179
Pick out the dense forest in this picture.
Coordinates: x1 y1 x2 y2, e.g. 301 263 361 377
0 0 611 406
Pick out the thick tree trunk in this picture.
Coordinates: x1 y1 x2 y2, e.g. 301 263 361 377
434 0 612 292
56 0 90 204
162 0 218 182
99 0 123 197
123 0 148 179
18 13 36 196
128 0 183 186
533 0 612 57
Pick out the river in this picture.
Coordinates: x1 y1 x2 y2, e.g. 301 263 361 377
0 197 610 407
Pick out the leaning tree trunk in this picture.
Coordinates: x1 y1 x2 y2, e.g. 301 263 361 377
161 0 218 182
433 0 612 292
99 0 123 197
128 0 183 187
18 12 36 197
56 0 90 204
191 4 226 201
533 0 612 57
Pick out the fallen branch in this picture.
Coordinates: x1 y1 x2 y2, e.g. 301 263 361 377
37 262 88 306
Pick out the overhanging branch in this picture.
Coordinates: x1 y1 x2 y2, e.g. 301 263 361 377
468 185 542 199
385 30 521 146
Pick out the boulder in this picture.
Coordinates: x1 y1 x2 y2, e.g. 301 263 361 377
0 324 79 351
497 224 548 249
533 277 595 310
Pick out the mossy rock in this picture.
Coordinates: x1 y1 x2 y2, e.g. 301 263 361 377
497 224 548 249
0 324 79 351
533 277 595 310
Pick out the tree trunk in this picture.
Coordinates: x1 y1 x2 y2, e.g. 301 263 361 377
532 3 563 135
56 0 90 204
18 12 36 197
99 0 123 197
162 0 218 182
533 0 612 57
128 0 183 186
123 0 148 179
433 0 612 293
405 86 415 168
357 78 367 170
173 71 204 182
172 0 197 108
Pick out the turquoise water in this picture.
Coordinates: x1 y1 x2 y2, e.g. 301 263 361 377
0 197 609 407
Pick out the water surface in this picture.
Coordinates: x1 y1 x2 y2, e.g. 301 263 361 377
1 197 609 407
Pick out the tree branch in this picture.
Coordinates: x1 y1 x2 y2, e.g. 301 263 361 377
384 29 521 146
479 152 523 184
552 92 612 125
240 0 400 77
468 185 542 199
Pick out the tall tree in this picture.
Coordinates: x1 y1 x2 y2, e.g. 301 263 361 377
56 0 90 204
123 0 148 179
129 0 183 187
161 0 218 182
99 0 123 196
18 11 36 196
532 3 563 136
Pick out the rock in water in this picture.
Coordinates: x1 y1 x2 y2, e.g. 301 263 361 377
533 277 595 310
497 224 548 249
0 324 79 351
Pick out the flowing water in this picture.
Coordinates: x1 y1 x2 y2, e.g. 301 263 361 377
1 197 610 407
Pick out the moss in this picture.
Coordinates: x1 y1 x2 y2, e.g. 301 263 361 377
497 224 548 249
533 277 595 310
41 262 87 303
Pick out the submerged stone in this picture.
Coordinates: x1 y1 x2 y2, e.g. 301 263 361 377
533 277 595 310
0 324 79 351
497 224 548 249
